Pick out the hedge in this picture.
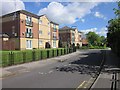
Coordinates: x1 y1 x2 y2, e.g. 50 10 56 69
1 48 76 67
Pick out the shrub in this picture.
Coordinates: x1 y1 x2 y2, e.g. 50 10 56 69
1 48 74 67
41 50 47 59
2 52 9 67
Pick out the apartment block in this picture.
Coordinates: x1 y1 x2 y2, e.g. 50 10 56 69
38 15 59 48
50 21 59 48
38 15 51 48
1 10 59 50
59 26 82 47
2 10 39 50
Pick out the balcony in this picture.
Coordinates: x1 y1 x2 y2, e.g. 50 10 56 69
53 28 57 32
26 20 33 27
25 32 33 38
53 36 57 40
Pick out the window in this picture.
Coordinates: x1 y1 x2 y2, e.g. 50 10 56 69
26 16 32 22
26 16 32 26
53 33 56 39
53 25 56 31
48 22 50 26
26 28 32 33
39 30 42 35
26 28 32 38
26 40 32 49
39 19 42 24
48 32 50 35
53 40 56 48
39 40 42 45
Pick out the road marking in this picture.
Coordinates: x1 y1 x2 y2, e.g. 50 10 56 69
64 65 67 66
76 81 86 90
76 77 94 90
38 72 44 75
48 70 53 74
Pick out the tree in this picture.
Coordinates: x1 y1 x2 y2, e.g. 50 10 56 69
58 40 63 48
86 32 101 46
107 1 120 56
100 36 106 46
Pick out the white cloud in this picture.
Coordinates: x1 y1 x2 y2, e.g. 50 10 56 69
94 11 106 20
81 28 97 34
1 0 25 16
97 27 107 37
81 19 85 23
19 0 118 2
80 27 107 37
38 2 99 24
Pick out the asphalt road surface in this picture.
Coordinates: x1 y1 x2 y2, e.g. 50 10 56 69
2 49 103 89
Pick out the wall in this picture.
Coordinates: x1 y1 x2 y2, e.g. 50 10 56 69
20 13 39 50
38 15 51 48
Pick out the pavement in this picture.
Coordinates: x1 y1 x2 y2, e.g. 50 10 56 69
1 49 104 88
91 50 120 89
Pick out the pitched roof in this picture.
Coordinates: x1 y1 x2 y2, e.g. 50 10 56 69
50 21 59 25
1 10 59 25
39 15 59 25
59 26 76 31
2 10 39 18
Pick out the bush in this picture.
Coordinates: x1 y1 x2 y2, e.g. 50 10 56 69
2 52 9 67
1 48 75 67
41 50 47 59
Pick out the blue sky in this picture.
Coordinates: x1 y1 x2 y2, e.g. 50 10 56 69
2 1 118 37
23 2 118 37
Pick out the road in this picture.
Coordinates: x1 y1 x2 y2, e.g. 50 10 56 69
2 49 103 89
90 50 120 89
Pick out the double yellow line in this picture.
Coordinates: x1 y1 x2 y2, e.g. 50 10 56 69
76 77 94 90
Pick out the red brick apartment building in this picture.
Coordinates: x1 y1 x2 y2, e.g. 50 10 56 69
1 10 59 50
1 10 39 50
59 26 82 47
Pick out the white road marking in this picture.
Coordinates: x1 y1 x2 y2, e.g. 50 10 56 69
38 72 44 75
48 70 53 74
64 65 67 66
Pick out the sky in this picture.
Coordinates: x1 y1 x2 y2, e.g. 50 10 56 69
1 0 119 37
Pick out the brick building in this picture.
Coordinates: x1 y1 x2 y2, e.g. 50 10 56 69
1 10 59 50
59 26 82 47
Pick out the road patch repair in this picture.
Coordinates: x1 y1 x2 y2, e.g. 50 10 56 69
1 66 30 79
76 50 106 90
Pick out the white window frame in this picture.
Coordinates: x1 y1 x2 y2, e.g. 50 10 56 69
39 40 43 45
39 30 42 35
26 40 32 49
53 40 56 48
39 19 42 24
